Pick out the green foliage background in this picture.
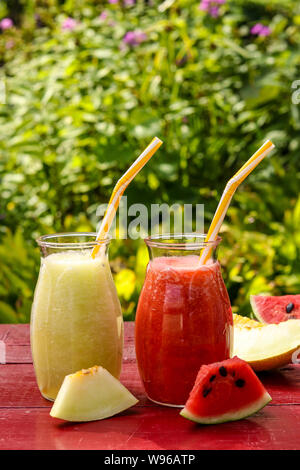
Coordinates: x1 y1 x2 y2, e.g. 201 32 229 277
0 0 300 323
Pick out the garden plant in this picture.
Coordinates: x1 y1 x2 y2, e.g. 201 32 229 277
0 0 300 322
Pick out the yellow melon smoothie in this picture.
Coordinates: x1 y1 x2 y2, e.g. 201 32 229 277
30 233 123 401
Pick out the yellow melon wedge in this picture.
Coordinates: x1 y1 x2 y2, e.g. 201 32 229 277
233 314 300 371
50 365 138 422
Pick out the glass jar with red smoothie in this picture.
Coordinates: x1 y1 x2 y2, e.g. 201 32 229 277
135 233 233 407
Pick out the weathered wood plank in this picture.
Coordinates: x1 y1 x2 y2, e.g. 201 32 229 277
1 362 300 408
0 361 149 408
0 323 300 450
0 324 30 344
0 405 299 450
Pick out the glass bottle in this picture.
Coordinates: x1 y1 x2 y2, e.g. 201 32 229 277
135 233 233 407
30 232 123 401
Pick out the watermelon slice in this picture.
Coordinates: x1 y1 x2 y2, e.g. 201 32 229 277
251 294 300 324
180 357 271 425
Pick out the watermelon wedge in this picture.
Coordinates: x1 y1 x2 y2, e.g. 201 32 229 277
180 357 271 425
251 294 300 324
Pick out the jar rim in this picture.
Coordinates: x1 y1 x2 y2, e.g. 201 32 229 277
36 232 110 249
144 233 222 249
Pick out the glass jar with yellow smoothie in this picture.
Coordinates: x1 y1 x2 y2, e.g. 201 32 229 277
30 233 123 401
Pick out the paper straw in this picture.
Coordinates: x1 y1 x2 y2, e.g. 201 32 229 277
199 140 275 265
91 137 163 258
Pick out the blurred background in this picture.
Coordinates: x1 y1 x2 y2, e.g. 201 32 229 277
0 0 299 323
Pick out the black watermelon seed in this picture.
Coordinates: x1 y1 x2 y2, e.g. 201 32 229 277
209 374 216 383
219 366 227 377
235 379 246 388
286 302 294 314
202 387 212 398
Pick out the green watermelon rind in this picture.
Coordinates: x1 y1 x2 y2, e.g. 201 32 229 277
250 294 269 323
180 391 271 425
250 294 300 323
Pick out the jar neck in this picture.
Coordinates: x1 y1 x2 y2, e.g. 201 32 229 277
36 232 110 258
144 233 221 262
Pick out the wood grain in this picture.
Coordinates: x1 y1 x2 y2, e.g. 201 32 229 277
0 323 299 450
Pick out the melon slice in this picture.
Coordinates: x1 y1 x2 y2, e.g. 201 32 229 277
251 294 300 323
180 357 271 425
233 314 300 371
50 365 138 422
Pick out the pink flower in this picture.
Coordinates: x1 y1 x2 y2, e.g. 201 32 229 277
62 17 77 31
250 23 263 34
123 30 147 46
210 6 219 17
259 26 271 37
124 0 135 5
199 0 225 18
99 11 108 20
199 0 210 10
0 18 13 30
108 0 118 3
251 23 271 37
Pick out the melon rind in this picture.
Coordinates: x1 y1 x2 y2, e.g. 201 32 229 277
180 391 271 425
50 365 138 422
248 348 300 372
233 318 300 371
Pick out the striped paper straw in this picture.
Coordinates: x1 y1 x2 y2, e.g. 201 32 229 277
199 140 275 265
91 137 163 258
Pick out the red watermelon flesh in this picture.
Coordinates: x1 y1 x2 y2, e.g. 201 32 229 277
251 294 300 324
180 357 271 424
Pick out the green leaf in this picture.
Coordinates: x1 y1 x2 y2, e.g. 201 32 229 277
0 302 18 323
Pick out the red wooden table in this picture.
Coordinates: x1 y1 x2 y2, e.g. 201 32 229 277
0 322 300 450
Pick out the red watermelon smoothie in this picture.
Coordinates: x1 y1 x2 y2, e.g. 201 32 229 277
135 234 233 407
